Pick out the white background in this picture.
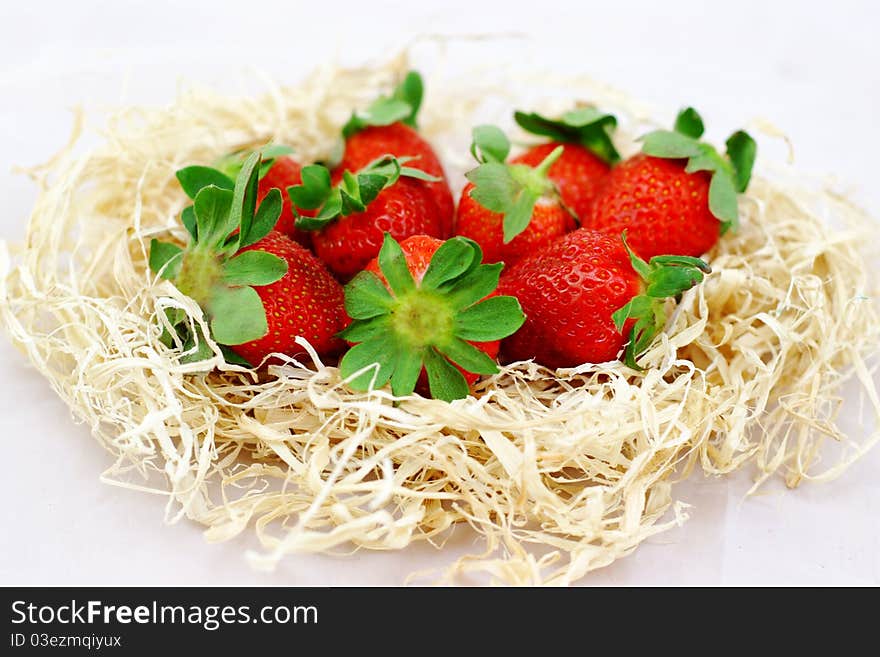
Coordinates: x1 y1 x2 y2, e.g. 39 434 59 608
1 0 878 585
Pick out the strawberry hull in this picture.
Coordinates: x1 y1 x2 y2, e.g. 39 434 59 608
511 141 611 221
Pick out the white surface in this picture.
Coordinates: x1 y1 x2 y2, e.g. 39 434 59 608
1 0 878 586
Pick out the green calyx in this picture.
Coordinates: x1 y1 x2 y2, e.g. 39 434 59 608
513 106 621 165
465 125 567 244
611 233 711 370
342 70 424 139
149 151 289 364
189 143 296 188
639 107 757 232
288 154 440 231
338 233 526 402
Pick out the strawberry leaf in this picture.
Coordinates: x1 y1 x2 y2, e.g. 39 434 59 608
290 156 429 232
181 205 198 240
208 285 267 345
423 348 470 402
514 108 621 164
377 232 416 296
674 107 705 138
470 125 511 164
444 262 503 310
726 130 757 193
708 170 739 229
614 239 711 368
466 161 520 211
240 188 283 248
230 152 261 251
176 166 234 200
288 165 333 210
421 238 477 290
454 296 525 341
343 100 412 139
392 71 423 128
399 165 441 182
193 185 234 248
219 345 253 367
344 270 395 319
337 315 390 342
339 337 397 390
640 131 702 159
179 324 216 365
149 239 184 280
221 251 287 286
503 191 541 243
390 348 423 397
439 338 499 375
342 71 424 138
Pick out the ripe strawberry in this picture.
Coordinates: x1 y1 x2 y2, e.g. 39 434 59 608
587 107 757 260
230 231 347 364
454 126 577 267
338 233 525 401
289 155 443 280
150 152 347 366
339 71 454 234
498 228 709 369
512 106 621 219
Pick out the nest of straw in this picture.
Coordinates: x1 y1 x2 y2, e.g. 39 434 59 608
2 54 879 585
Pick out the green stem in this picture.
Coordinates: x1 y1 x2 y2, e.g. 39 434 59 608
533 145 564 177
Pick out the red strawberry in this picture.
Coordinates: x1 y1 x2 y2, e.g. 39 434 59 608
339 123 453 234
151 153 347 367
587 107 757 260
339 71 454 235
454 125 576 268
338 233 525 401
231 231 347 364
456 183 576 266
257 156 313 247
512 107 621 218
498 228 709 369
289 156 444 280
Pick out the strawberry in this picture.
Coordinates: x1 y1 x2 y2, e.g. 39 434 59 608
338 233 525 401
228 231 347 364
338 71 454 234
150 152 347 366
289 155 443 280
498 228 710 369
176 144 313 247
587 107 757 260
454 126 577 267
512 106 621 219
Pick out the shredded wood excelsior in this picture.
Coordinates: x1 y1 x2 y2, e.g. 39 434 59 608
2 53 878 585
